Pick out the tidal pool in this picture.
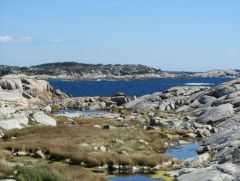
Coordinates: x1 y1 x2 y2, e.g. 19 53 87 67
110 141 201 180
166 140 201 160
110 175 164 181
55 109 108 116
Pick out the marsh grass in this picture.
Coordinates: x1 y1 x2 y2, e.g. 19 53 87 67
17 166 63 181
0 150 13 178
151 170 177 181
1 117 171 167
59 166 107 181
0 149 107 181
0 161 12 179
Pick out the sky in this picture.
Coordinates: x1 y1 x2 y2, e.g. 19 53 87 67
0 0 239 71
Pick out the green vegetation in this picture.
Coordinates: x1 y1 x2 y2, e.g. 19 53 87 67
152 171 176 181
17 167 62 181
0 150 107 181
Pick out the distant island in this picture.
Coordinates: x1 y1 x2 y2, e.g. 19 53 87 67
0 62 239 80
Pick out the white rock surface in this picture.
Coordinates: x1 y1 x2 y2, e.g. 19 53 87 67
185 152 210 168
0 107 16 119
0 116 28 130
178 166 234 181
33 111 56 126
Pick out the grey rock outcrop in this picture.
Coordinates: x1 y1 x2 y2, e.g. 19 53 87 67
124 86 209 111
0 77 67 136
197 103 234 124
177 165 235 181
174 78 240 180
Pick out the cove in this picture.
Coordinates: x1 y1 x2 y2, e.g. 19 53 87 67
111 141 201 180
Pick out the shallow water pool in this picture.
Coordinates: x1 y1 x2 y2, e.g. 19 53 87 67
166 140 201 160
55 109 108 116
110 175 164 181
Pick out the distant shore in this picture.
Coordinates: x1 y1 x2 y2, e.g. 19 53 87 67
1 62 239 80
1 72 238 81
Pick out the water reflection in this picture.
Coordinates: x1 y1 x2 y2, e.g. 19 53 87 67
110 175 164 181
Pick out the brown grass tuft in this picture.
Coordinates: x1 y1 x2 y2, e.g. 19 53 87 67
1 117 171 167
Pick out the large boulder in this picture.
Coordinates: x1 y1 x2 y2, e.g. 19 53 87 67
0 78 69 103
33 111 56 126
197 104 234 124
139 92 161 101
159 101 169 111
111 93 130 106
216 163 240 177
21 78 69 101
124 98 146 109
0 107 16 119
166 86 208 96
21 78 50 92
0 79 22 90
0 116 28 130
184 153 210 168
205 114 240 163
213 85 236 98
0 90 29 107
197 95 216 104
177 166 235 181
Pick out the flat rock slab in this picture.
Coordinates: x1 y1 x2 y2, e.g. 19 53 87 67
33 111 56 126
0 107 16 119
197 103 234 124
0 116 28 130
177 166 234 181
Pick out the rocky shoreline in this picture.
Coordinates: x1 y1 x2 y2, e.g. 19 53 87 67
1 62 240 81
0 76 240 180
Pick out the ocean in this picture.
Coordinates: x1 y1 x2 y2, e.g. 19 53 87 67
48 77 234 97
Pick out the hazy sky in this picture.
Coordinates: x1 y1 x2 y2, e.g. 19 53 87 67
0 0 239 71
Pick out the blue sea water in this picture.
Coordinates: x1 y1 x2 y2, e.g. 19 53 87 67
48 77 233 97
